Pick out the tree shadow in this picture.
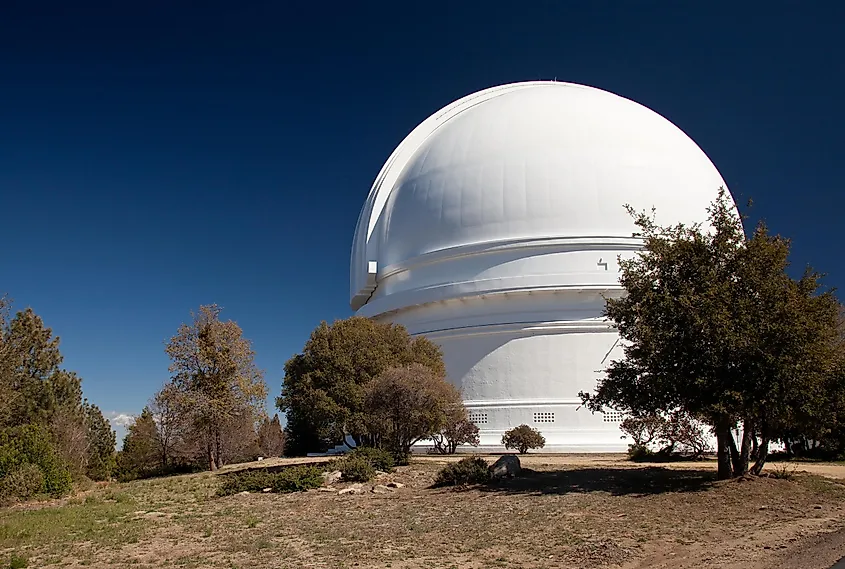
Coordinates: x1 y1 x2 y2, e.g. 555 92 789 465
480 467 716 497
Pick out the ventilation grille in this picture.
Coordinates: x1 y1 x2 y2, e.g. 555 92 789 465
469 412 488 425
603 410 625 423
533 412 555 423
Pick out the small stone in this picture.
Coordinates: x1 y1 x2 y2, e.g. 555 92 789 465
371 484 394 494
262 487 272 493
375 470 387 476
814 505 823 509
322 470 343 485
386 481 405 489
339 483 365 495
759 505 768 510
317 487 336 493
238 491 250 496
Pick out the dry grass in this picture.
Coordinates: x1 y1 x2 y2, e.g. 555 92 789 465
2 455 845 568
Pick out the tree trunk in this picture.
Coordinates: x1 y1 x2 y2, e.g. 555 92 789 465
715 424 733 480
750 437 770 475
751 432 759 461
733 420 753 476
207 444 217 471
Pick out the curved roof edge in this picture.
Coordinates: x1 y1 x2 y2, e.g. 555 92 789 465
349 81 603 310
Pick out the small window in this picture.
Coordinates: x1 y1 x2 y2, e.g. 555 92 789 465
533 412 555 423
469 412 488 425
603 410 624 423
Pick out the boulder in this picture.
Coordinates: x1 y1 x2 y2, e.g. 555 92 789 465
489 455 521 479
338 483 365 495
386 481 405 489
322 470 343 485
261 487 272 493
371 485 394 494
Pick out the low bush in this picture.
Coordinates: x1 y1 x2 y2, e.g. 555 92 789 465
331 455 376 482
271 465 324 492
218 465 324 496
0 464 45 503
0 425 72 499
9 553 28 569
217 470 276 496
349 447 394 472
433 457 491 487
767 464 797 480
627 444 655 461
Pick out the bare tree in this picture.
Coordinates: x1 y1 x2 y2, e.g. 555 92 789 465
150 384 186 468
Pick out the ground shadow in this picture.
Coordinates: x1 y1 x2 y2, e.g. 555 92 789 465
480 466 716 497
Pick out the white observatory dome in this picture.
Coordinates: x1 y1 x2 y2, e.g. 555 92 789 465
350 81 731 452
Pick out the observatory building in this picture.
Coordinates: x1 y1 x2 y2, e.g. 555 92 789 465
350 81 730 451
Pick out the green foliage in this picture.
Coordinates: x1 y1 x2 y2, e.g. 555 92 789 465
331 455 376 482
271 465 324 493
8 553 28 569
217 465 324 496
217 470 275 496
0 464 45 503
165 304 268 471
0 424 72 498
1 308 63 427
257 414 285 457
277 316 446 455
349 446 394 472
84 402 116 480
501 425 546 454
364 364 462 456
116 408 160 481
626 444 654 461
580 189 844 479
433 457 491 487
620 413 710 459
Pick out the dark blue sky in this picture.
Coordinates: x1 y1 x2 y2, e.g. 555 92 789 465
2 2 843 436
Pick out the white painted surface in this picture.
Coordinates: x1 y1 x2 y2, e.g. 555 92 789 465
350 81 732 451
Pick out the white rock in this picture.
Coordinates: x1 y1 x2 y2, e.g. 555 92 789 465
371 484 394 494
322 470 343 485
489 455 521 479
386 481 405 489
262 487 272 493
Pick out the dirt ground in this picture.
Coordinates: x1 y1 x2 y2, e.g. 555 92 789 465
3 454 845 568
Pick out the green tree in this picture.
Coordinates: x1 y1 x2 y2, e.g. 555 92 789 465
277 316 446 455
117 408 160 478
1 307 63 426
257 414 286 457
84 402 116 480
580 189 843 479
165 305 267 471
364 363 463 457
502 425 546 454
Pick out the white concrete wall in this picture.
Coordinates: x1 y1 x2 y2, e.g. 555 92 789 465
376 290 629 451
